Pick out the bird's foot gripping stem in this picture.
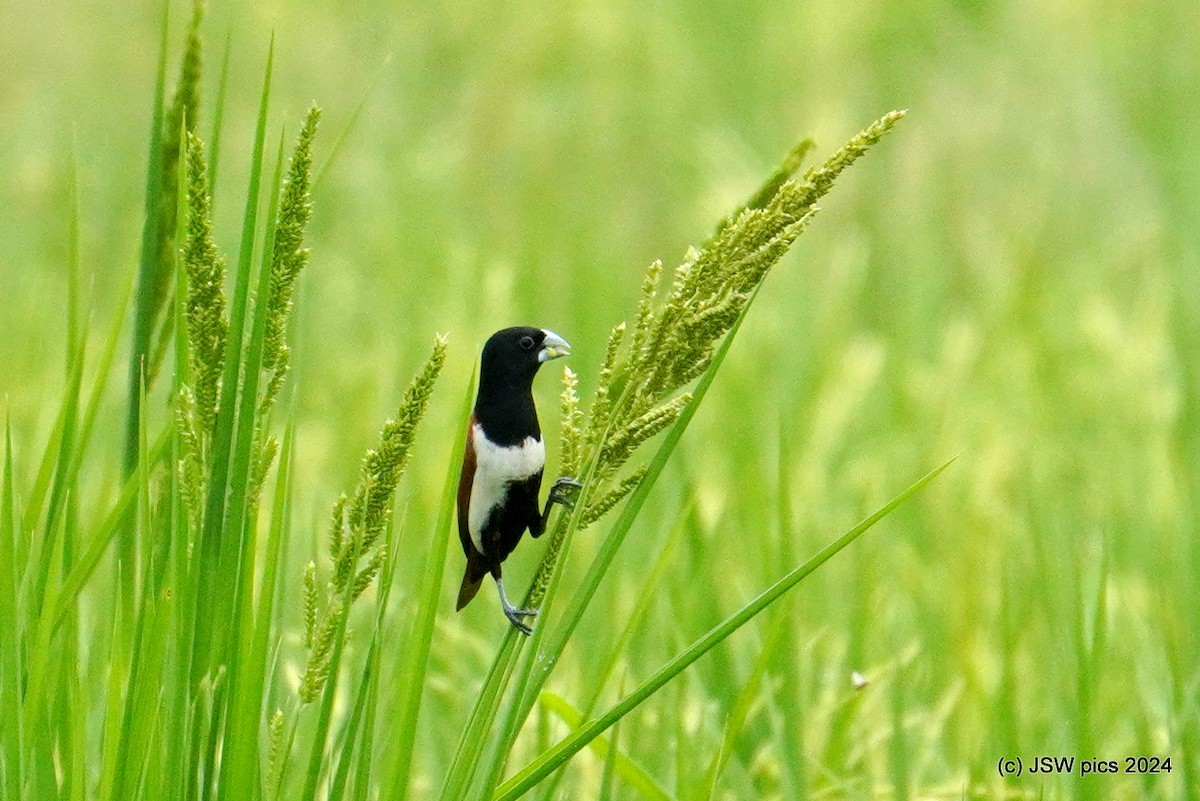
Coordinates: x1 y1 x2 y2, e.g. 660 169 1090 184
497 577 538 636
547 476 583 509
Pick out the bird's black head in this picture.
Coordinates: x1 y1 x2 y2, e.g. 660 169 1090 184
478 327 570 394
475 327 570 444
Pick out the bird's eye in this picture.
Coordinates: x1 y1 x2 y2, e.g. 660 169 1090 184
519 336 535 350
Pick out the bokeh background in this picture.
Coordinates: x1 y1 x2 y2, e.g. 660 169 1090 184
3 0 1197 798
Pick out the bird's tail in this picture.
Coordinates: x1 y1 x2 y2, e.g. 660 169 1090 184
456 558 489 611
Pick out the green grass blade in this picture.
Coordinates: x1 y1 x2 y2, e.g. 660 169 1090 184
66 264 138 483
17 507 72 776
494 457 956 801
95 565 130 801
29 318 86 621
214 127 286 801
63 619 87 801
348 593 389 801
311 94 366 197
192 34 274 686
220 417 295 801
1 420 23 801
597 701 620 800
47 428 171 636
19 368 70 536
109 374 155 799
436 615 532 798
388 371 474 801
327 633 378 801
702 610 786 799
122 0 171 477
536 503 688 800
539 692 673 801
66 140 82 375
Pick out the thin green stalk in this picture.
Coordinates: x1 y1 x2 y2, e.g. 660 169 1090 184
109 380 157 801
494 457 955 801
159 250 192 801
95 564 130 801
65 264 139 487
435 619 526 800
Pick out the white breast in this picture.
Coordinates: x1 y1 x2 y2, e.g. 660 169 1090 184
468 424 545 554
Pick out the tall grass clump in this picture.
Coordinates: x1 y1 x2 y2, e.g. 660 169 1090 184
0 14 455 801
432 110 955 800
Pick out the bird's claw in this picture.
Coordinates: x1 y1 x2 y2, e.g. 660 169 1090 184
504 605 539 636
549 476 583 508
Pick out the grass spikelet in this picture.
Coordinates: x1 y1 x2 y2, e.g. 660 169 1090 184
263 104 321 377
175 386 203 526
250 433 279 499
124 0 207 474
579 466 646 529
596 394 690 482
629 259 663 362
559 367 582 478
181 132 228 438
344 335 446 558
303 561 318 649
540 113 905 542
328 494 347 565
299 606 340 703
725 136 816 226
795 109 905 208
299 335 447 706
351 547 386 601
265 709 286 793
584 322 626 449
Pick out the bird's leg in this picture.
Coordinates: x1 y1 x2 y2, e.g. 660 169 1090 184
496 577 538 636
537 476 582 531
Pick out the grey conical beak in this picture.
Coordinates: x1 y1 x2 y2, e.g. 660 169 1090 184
538 330 571 363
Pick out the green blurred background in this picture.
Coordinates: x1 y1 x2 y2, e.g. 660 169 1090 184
3 0 1197 797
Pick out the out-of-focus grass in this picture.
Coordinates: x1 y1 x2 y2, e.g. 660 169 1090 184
2 0 1197 799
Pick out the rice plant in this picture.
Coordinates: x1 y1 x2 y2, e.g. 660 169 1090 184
11 1 1192 800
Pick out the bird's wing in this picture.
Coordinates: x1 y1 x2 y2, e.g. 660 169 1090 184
456 416 478 559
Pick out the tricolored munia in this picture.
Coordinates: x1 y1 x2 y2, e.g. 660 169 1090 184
456 326 581 635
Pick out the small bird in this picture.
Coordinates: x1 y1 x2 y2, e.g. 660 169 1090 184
456 326 580 635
